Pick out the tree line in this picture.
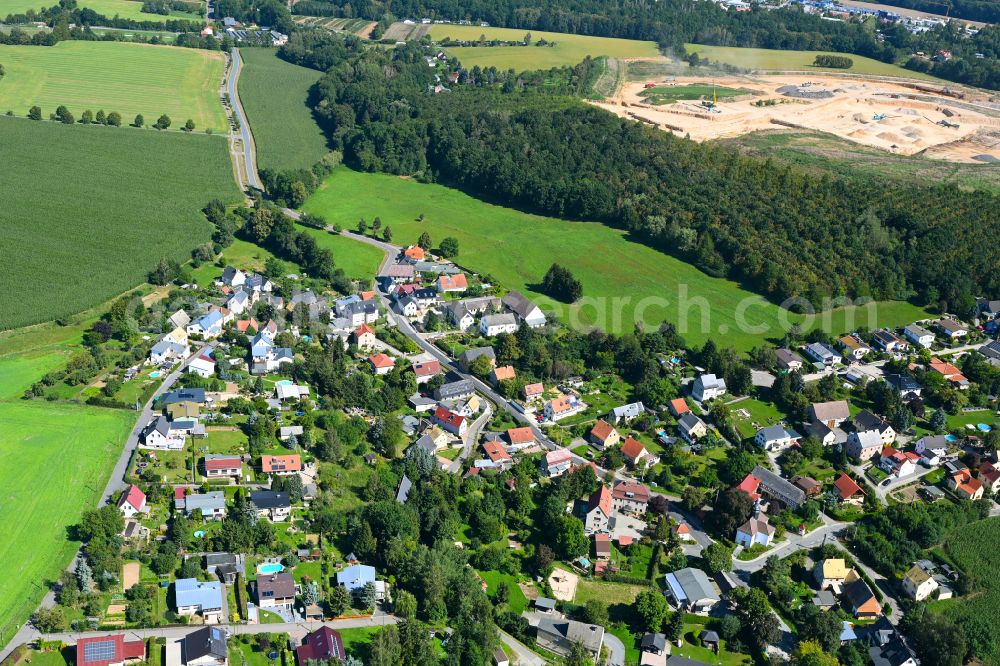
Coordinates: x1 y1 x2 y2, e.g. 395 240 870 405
279 36 1000 311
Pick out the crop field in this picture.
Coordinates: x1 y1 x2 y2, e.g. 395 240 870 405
0 118 241 330
292 16 373 34
421 24 660 70
683 44 943 81
2 0 203 22
303 168 929 350
0 41 227 131
941 517 1000 664
237 48 330 172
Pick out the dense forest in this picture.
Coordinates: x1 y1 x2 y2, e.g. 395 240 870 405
289 0 1000 89
276 34 1000 311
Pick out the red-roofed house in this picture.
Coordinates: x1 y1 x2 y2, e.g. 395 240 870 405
594 533 611 561
76 635 146 666
543 449 574 477
117 485 146 518
737 474 761 502
203 455 242 478
296 627 345 666
436 273 468 293
507 427 535 446
833 473 865 506
403 245 425 262
491 365 516 383
673 523 694 542
948 468 984 500
980 462 1000 493
433 406 468 436
588 419 620 450
236 318 260 334
585 485 613 533
412 359 441 383
523 383 544 401
669 398 690 417
612 480 650 515
262 454 302 475
879 447 920 479
929 358 969 388
620 437 655 469
483 441 513 468
368 353 395 375
353 324 377 350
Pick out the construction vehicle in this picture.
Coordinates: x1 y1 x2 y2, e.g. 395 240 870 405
643 83 656 89
873 113 886 121
938 119 960 128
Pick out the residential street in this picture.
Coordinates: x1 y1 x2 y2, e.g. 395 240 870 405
447 404 493 473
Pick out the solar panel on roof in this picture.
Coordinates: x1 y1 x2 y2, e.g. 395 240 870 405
84 640 117 663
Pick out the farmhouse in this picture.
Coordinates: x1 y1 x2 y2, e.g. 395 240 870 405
749 465 805 509
502 290 546 328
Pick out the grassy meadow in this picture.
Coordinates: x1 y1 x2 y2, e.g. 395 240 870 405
0 41 227 131
0 118 241 330
299 228 385 279
0 318 135 636
427 24 660 70
303 168 930 350
2 0 203 22
683 44 943 81
237 48 330 172
721 130 1000 193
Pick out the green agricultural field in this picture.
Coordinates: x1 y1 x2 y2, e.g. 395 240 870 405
302 168 930 350
238 48 330 172
427 24 660 70
939 517 1000 664
2 0 203 22
683 44 944 82
0 118 241 330
0 337 135 636
0 41 227 131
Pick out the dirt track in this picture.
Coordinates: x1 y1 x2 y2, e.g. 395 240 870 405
593 73 1000 162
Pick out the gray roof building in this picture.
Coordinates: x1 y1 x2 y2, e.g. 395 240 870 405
535 617 604 657
751 465 806 508
435 379 475 401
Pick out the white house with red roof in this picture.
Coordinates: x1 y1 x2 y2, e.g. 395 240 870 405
833 473 865 506
507 427 535 447
523 383 544 401
353 324 377 351
542 449 574 478
436 273 468 293
588 420 620 449
433 406 467 436
202 454 242 479
412 359 442 384
980 462 1000 493
584 485 613 533
483 441 513 468
117 485 147 518
879 446 920 479
368 353 395 375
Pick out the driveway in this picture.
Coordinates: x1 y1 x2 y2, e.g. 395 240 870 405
498 630 545 666
603 631 625 666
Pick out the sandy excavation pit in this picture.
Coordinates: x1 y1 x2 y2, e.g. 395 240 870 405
593 73 1000 162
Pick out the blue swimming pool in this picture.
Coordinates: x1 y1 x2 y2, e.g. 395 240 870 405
193 530 206 538
978 423 993 432
945 434 958 442
149 371 162 378
276 379 293 386
259 563 284 574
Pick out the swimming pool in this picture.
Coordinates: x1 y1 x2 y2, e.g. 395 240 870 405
258 563 284 574
978 423 993 432
945 434 959 442
276 379 293 386
149 371 162 378
193 530 206 538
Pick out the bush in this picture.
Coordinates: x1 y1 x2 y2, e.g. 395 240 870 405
813 55 853 69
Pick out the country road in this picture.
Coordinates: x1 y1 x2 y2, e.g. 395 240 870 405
0 346 207 661
226 48 262 191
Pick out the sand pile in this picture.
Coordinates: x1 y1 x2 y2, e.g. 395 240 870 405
878 131 905 142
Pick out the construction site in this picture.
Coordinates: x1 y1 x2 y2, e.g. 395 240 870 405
593 73 1000 163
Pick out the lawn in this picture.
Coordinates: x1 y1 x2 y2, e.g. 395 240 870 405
237 48 330 172
299 228 385 280
427 25 660 70
303 168 930 350
477 570 529 613
574 579 648 605
0 398 133 635
639 83 745 105
0 41 227 131
0 117 241 330
2 0 203 22
684 44 945 82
